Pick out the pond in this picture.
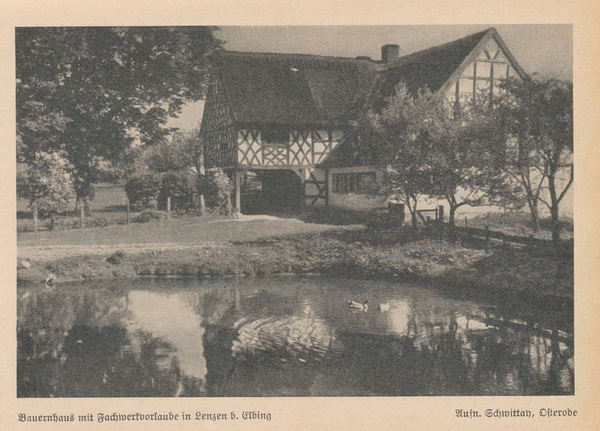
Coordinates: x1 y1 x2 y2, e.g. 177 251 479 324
17 276 573 397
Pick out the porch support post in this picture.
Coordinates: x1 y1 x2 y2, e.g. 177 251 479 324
301 168 307 207
235 169 242 215
325 169 330 206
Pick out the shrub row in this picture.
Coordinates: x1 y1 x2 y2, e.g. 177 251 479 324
125 173 186 211
125 169 232 212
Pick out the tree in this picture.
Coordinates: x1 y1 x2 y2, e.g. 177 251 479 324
16 27 222 203
360 86 435 228
432 96 525 226
412 99 494 227
144 126 202 174
489 77 573 241
142 126 206 212
363 84 510 227
26 151 76 230
168 126 206 213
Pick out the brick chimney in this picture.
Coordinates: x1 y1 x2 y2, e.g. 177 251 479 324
381 44 400 64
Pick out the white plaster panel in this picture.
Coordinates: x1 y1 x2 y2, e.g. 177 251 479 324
459 78 473 92
485 39 499 58
494 63 507 79
477 61 491 78
251 143 262 164
462 63 475 78
314 142 326 153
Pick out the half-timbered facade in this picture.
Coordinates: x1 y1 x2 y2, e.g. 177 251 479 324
200 28 526 214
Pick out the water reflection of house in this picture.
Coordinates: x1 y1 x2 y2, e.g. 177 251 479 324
200 28 529 216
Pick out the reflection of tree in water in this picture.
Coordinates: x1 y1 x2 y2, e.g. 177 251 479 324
18 289 95 397
464 309 573 396
429 303 568 394
107 331 203 397
17 287 204 397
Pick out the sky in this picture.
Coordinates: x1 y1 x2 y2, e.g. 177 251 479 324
167 25 573 132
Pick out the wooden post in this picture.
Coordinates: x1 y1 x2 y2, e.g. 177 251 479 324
438 205 444 222
485 225 490 251
126 198 130 224
199 195 205 215
227 192 232 216
235 170 241 215
33 205 38 233
80 200 85 228
325 169 330 207
167 196 171 220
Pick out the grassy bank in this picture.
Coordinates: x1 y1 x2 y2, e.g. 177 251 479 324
17 225 573 304
17 185 574 303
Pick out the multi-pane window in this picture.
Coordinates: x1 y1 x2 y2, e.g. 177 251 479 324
332 172 376 194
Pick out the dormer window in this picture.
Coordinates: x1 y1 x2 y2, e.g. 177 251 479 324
262 129 289 147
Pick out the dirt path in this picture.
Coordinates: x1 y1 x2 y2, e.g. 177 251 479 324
17 215 362 262
18 242 231 262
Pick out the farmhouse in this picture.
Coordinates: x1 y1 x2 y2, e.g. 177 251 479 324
200 28 526 215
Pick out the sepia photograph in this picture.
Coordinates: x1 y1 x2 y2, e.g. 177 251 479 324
15 24 574 399
4 1 599 429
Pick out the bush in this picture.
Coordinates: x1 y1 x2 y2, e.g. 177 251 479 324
125 173 162 210
127 172 202 212
201 168 233 208
126 168 234 212
159 172 197 211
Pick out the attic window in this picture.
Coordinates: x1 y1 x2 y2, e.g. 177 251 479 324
262 129 289 147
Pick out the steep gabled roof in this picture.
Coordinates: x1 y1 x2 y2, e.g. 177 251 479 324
324 28 527 167
371 28 527 108
216 51 378 126
211 27 525 139
380 30 490 96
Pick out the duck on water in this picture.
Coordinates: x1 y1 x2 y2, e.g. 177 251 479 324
348 300 368 311
348 300 392 312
